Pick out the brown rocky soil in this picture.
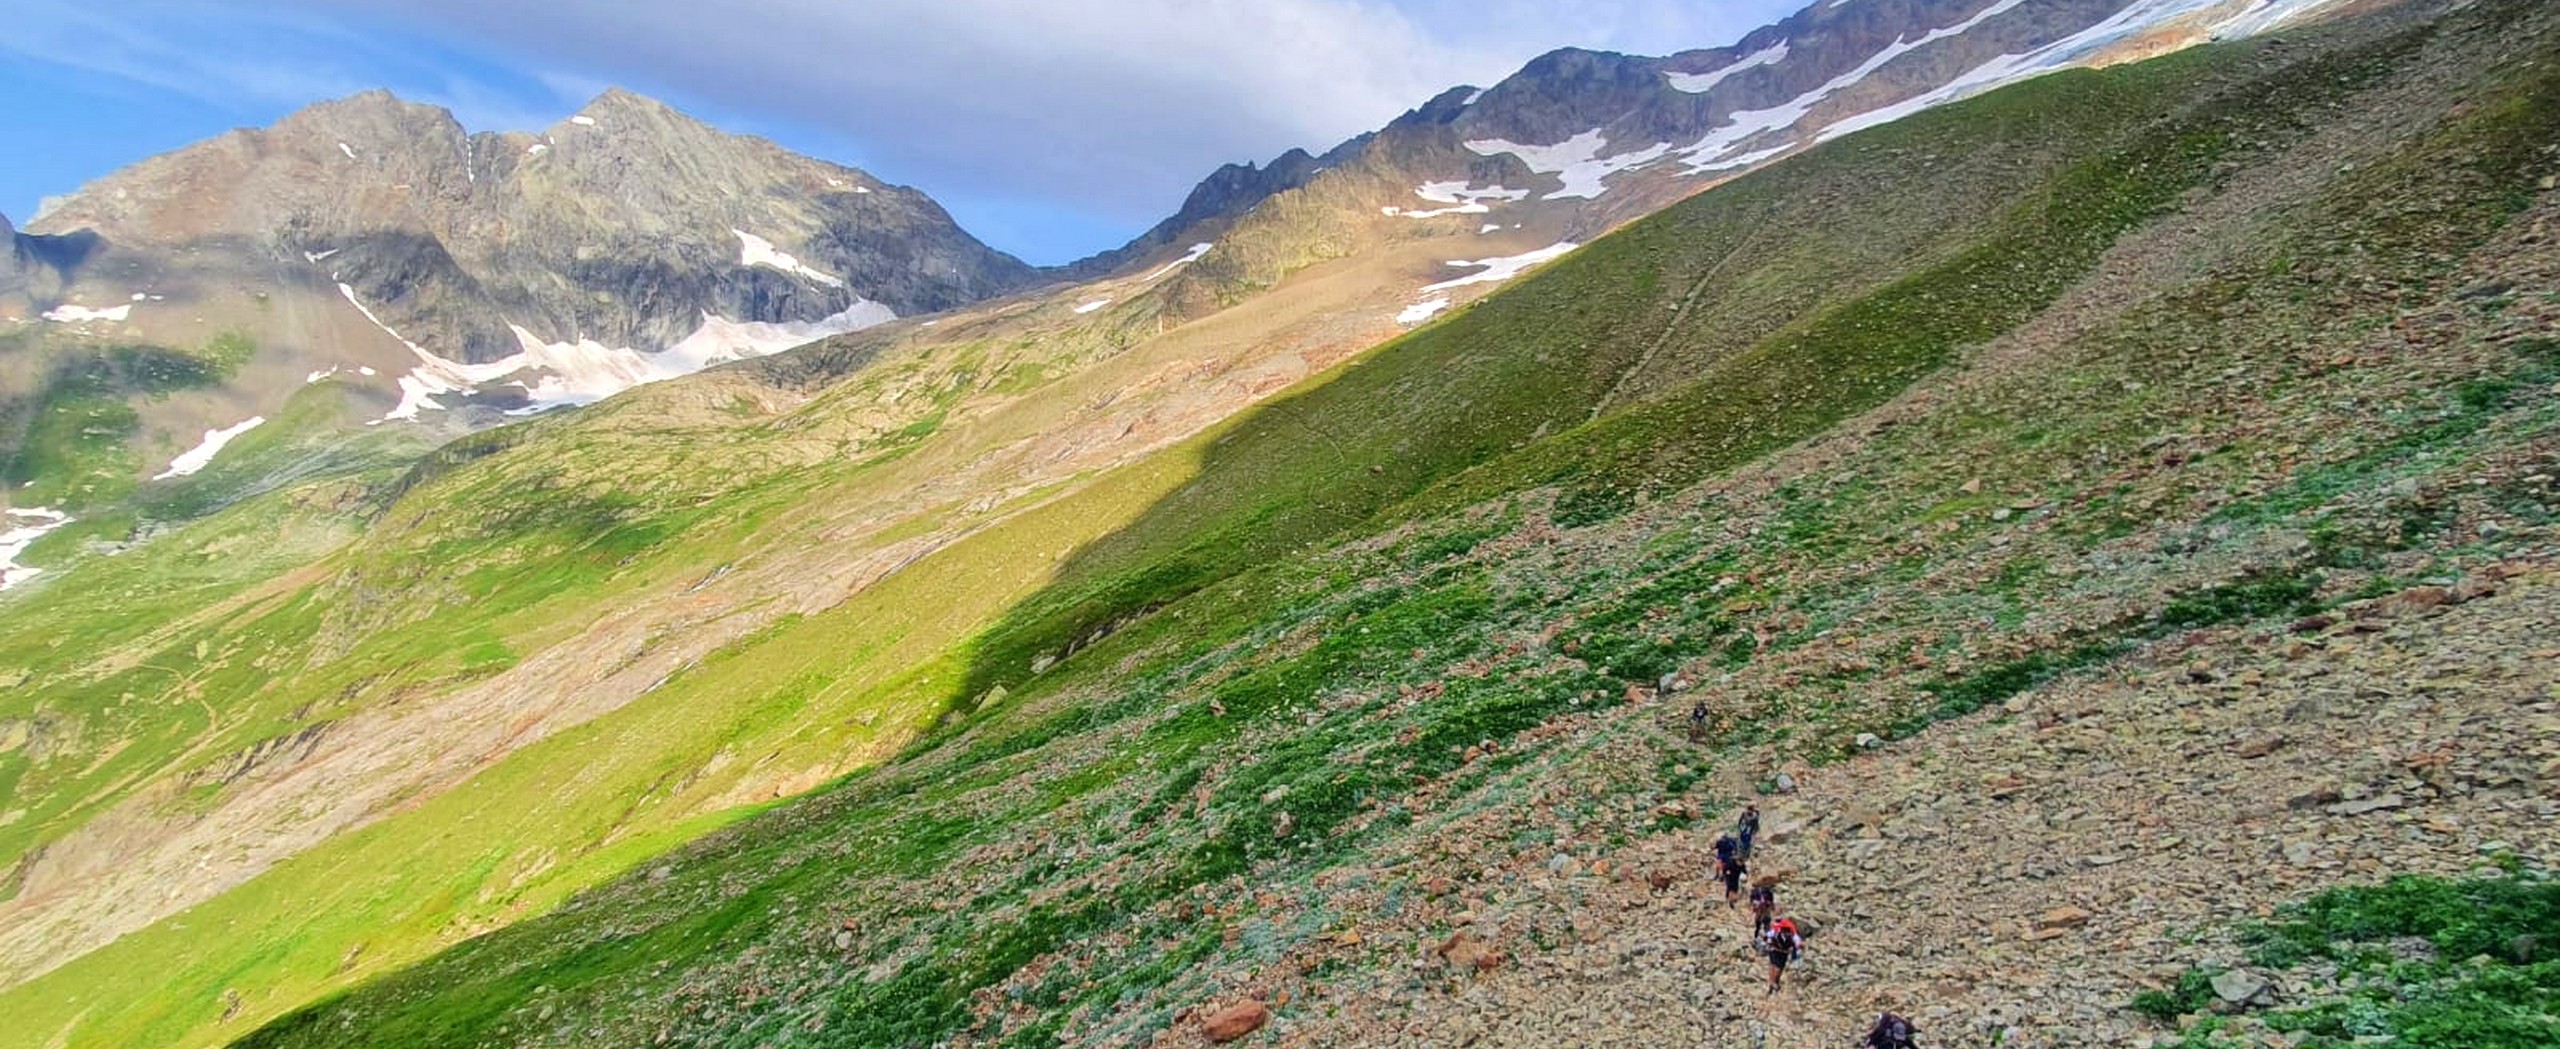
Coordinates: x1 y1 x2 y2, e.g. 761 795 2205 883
1246 563 2559 1048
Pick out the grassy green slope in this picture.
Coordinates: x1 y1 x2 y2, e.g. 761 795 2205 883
0 17 2282 1049
143 2 2560 1047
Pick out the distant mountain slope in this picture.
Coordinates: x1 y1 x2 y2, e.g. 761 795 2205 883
1098 0 2360 318
1 88 1037 512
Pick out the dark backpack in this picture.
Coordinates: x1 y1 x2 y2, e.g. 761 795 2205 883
1714 836 1738 863
1872 1013 1914 1048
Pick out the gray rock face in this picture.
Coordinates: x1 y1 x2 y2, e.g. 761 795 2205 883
1061 135 1371 281
28 88 1040 363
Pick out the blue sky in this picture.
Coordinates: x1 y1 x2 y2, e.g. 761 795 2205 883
0 0 1800 264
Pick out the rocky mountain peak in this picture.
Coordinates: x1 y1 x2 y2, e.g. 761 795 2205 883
556 86 712 138
272 89 467 154
9 85 1038 427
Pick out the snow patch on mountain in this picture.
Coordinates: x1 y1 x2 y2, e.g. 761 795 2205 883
154 417 266 480
661 301 897 370
735 230 847 288
1421 242 1580 293
43 303 131 323
1417 182 1531 206
570 115 598 126
341 283 529 421
1675 0 2032 172
1073 299 1112 315
1397 298 1451 324
1399 181 1532 219
1819 0 2237 144
337 142 356 160
43 303 132 324
1665 42 1791 94
1143 242 1215 281
1 506 73 592
349 281 893 420
1465 131 1672 200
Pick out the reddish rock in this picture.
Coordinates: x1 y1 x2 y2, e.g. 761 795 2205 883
2036 905 2094 930
1436 932 1504 972
1201 1000 1269 1042
2379 586 2455 614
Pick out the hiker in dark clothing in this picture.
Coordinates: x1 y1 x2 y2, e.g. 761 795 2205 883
1763 916 1802 993
1864 1012 1918 1049
1686 701 1708 742
1736 803 1762 858
1711 833 1744 905
1747 882 1777 940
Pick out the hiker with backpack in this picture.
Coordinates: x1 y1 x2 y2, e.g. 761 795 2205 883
1863 1012 1918 1049
1762 916 1802 994
1712 832 1747 906
1747 881 1777 940
1687 701 1708 742
1736 802 1761 858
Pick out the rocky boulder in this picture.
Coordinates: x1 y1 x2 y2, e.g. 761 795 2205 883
1200 999 1270 1042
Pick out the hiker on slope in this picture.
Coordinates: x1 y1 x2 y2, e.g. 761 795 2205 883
1712 832 1747 906
1763 916 1803 994
1736 802 1762 858
1747 881 1777 941
1863 1012 1919 1049
1687 700 1709 742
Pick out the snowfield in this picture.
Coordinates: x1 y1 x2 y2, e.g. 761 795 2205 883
1398 182 1532 219
1143 242 1215 281
1465 131 1672 200
345 282 893 421
1421 242 1581 293
154 417 267 480
42 303 132 324
1396 298 1451 325
1 507 73 592
735 230 848 288
1665 41 1791 94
